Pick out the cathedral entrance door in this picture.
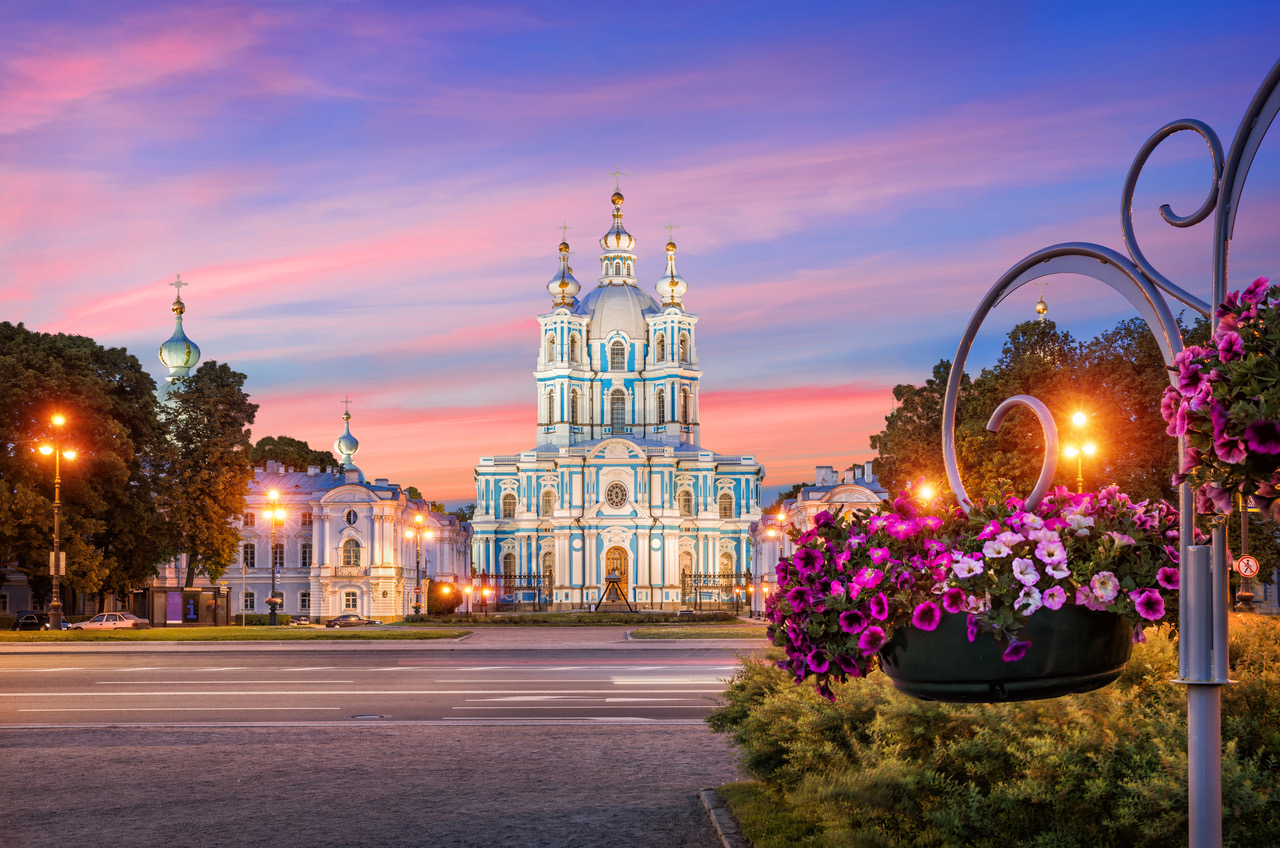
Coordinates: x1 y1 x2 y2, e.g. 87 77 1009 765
597 546 633 611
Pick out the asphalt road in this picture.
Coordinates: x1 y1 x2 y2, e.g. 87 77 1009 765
0 632 766 847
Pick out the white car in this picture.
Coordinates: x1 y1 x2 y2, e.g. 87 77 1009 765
68 612 150 630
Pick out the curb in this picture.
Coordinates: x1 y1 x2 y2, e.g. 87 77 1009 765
700 788 750 848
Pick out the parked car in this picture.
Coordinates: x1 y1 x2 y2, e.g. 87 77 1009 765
68 612 151 630
324 613 382 628
10 611 65 631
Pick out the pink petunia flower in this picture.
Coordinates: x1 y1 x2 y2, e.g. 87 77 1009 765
1157 567 1180 590
951 554 984 579
1034 539 1067 566
858 626 886 655
838 610 867 634
1002 638 1031 663
941 587 967 614
869 593 889 620
1042 586 1067 610
1091 571 1120 603
912 601 941 631
1130 588 1166 621
1014 586 1042 616
1012 557 1039 586
982 539 1012 558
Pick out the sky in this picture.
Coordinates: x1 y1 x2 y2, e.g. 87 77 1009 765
3 1 1280 504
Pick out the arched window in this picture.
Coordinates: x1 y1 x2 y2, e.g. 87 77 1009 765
570 388 579 425
501 493 517 519
541 489 556 516
545 335 555 363
679 333 689 362
679 550 693 578
300 541 312 569
542 550 554 579
610 389 626 433
720 551 734 576
610 340 626 370
655 389 666 425
243 591 256 612
719 492 733 518
272 542 285 570
546 389 555 424
503 552 516 579
680 389 690 424
678 489 694 516
625 261 632 275
655 333 665 361
614 260 622 276
605 545 627 577
342 538 361 569
569 334 580 363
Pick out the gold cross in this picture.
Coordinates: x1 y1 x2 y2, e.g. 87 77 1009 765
558 221 571 241
665 221 679 241
170 274 188 296
341 395 352 415
609 167 626 190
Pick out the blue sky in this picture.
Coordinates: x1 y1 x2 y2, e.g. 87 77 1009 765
2 1 1278 501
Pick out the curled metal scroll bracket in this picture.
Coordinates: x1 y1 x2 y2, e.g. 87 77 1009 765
985 395 1059 513
1121 119 1221 317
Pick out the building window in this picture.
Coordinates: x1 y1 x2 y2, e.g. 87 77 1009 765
655 389 666 425
342 538 361 568
605 482 628 508
301 512 313 527
720 551 734 577
569 334 580 363
503 552 516 579
344 509 357 526
610 389 626 433
501 493 517 519
680 551 693 579
610 340 626 370
680 389 690 425
272 543 285 570
545 335 555 363
719 492 733 519
344 591 358 610
243 591 255 612
570 388 579 425
678 490 694 517
299 591 311 612
0 593 7 613
679 333 689 362
542 551 554 584
541 489 556 516
242 543 256 569
655 333 665 361
243 513 255 527
300 541 312 569
546 389 555 424
605 545 627 578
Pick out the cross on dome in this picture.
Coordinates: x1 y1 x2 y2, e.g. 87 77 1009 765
609 167 626 190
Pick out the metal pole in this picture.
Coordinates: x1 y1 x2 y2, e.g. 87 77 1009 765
268 512 278 626
50 446 63 630
1075 453 1083 495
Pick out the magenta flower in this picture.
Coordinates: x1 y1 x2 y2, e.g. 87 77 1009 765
1012 557 1039 586
813 510 836 527
1215 438 1247 464
1216 330 1245 362
1042 585 1067 610
868 547 892 565
952 554 984 579
1106 531 1136 547
1244 419 1280 454
1130 588 1166 621
941 587 967 614
807 649 831 674
857 568 884 588
1091 571 1120 603
858 626 886 655
839 610 867 634
1014 586 1042 616
1002 638 1030 663
965 614 979 643
1242 275 1271 304
1132 624 1148 644
920 516 943 531
912 601 941 631
885 517 921 540
869 593 889 620
1157 567 1180 590
1034 538 1067 566
977 519 1001 540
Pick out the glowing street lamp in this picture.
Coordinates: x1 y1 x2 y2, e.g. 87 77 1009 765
265 490 285 625
1063 410 1097 494
37 414 77 630
405 514 435 617
918 483 936 502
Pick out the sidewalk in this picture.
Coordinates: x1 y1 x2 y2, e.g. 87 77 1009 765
0 625 768 653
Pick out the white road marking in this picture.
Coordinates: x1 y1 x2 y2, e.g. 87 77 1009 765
18 707 342 712
0 688 724 696
96 680 355 684
452 705 708 710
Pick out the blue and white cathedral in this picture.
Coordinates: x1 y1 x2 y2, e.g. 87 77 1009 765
471 189 765 610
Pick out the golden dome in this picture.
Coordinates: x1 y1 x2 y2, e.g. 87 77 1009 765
559 241 570 254
1035 295 1048 316
171 299 185 316
666 240 677 253
611 190 624 206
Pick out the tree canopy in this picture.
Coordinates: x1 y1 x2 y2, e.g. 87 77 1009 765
250 435 336 470
155 361 258 587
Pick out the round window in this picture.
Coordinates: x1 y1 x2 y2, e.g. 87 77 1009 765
604 483 628 508
344 509 358 526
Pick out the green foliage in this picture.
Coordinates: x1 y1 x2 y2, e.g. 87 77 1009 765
767 482 814 515
0 322 168 601
249 435 336 470
871 317 1206 504
451 503 477 522
709 619 1280 847
717 782 826 848
233 613 292 625
156 361 258 587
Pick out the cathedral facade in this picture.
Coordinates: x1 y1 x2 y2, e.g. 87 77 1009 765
471 190 765 610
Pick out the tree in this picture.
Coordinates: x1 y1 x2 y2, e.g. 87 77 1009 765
156 361 258 587
765 482 812 515
451 503 476 523
0 322 168 606
250 435 336 471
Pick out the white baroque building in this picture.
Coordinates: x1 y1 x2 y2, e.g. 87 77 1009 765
471 189 765 610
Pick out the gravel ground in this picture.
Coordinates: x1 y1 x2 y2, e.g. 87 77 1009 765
0 724 741 848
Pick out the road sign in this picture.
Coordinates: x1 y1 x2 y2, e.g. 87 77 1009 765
48 551 65 576
1235 555 1260 578
414 587 421 594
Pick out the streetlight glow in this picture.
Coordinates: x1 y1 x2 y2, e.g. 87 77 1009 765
51 414 65 426
1064 446 1079 458
38 445 53 455
1083 443 1097 456
1071 411 1087 427
918 483 936 501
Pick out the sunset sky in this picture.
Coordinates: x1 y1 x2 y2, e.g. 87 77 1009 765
4 1 1280 504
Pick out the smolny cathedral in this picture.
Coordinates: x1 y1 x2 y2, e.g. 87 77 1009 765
469 189 765 610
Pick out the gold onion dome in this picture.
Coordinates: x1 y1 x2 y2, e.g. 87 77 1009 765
655 238 688 307
158 284 200 372
547 239 582 305
600 191 635 252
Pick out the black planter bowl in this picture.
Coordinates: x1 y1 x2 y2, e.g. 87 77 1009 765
878 605 1134 703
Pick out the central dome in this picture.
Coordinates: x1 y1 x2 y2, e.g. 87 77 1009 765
577 283 659 341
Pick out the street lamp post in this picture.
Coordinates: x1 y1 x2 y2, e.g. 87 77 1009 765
405 515 436 618
1062 411 1097 494
38 414 77 631
266 490 284 626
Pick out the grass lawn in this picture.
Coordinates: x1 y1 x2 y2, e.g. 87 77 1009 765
0 627 469 643
390 612 744 626
717 782 825 848
629 625 767 639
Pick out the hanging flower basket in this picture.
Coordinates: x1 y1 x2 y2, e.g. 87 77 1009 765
878 604 1133 702
767 484 1180 702
1163 276 1280 522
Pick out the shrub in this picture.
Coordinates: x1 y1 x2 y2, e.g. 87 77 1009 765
709 617 1280 846
233 613 291 626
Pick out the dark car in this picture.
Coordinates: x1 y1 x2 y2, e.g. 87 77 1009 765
11 611 60 631
324 613 382 628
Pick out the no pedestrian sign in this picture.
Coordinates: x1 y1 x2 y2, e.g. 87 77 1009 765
1236 555 1260 578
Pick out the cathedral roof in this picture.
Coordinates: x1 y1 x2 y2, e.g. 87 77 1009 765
577 282 659 340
